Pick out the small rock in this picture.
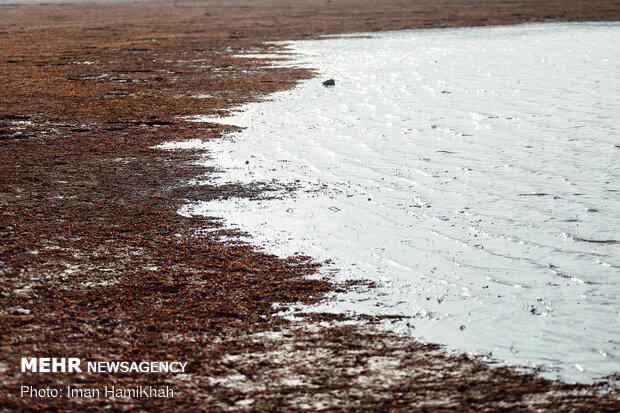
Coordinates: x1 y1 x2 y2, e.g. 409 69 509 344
322 79 335 87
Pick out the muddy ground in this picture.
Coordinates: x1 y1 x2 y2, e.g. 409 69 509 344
1 0 619 411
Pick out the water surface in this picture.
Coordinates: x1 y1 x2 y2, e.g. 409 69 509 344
175 23 620 383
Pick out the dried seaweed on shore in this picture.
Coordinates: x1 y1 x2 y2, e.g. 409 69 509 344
1 0 619 411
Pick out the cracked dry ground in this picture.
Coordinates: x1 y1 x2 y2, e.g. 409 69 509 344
1 0 620 411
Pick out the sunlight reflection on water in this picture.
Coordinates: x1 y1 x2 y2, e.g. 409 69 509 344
175 23 620 383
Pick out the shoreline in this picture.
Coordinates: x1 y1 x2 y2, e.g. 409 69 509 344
1 0 619 410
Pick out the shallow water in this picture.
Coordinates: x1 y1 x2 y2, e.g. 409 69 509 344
174 23 620 383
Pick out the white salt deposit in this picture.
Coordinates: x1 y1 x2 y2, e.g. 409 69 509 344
174 23 620 383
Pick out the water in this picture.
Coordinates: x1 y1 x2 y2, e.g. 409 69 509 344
170 23 620 383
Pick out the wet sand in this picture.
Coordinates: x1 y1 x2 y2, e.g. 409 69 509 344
1 0 619 411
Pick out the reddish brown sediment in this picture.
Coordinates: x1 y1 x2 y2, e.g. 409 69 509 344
1 1 619 411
